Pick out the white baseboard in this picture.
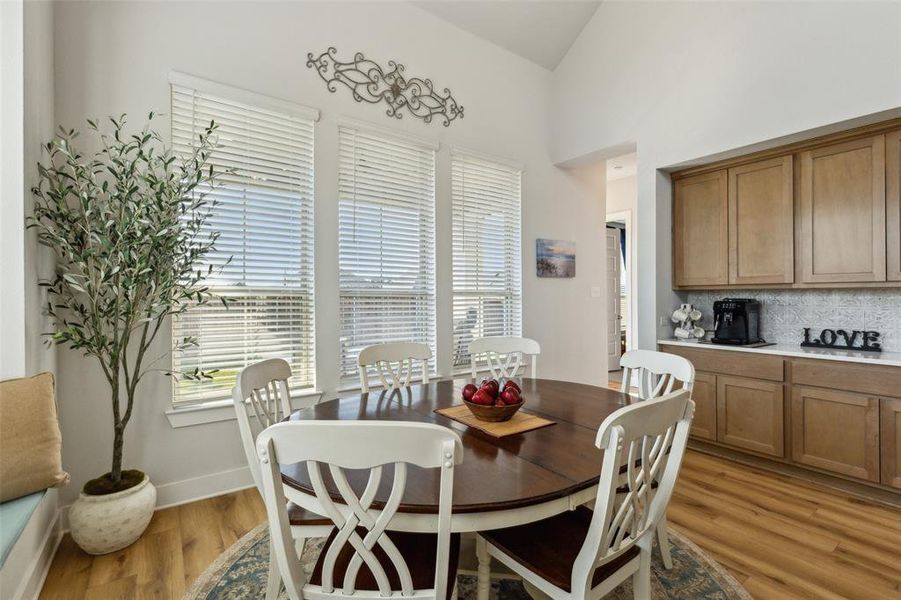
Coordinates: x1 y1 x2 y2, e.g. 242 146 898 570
155 465 255 509
0 489 63 600
60 465 255 531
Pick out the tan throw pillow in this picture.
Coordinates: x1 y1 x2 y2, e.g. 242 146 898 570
0 372 70 502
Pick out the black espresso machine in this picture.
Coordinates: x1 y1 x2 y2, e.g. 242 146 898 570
711 298 762 345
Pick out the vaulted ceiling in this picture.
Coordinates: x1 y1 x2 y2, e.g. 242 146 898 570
414 1 601 70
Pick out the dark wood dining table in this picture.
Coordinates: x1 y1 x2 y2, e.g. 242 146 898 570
281 377 635 533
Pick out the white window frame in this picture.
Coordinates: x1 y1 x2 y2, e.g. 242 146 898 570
337 119 438 387
450 149 524 373
167 73 319 412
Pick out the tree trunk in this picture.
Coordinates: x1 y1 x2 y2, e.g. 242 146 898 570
111 423 124 482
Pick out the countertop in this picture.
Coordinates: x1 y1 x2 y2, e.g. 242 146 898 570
657 339 901 368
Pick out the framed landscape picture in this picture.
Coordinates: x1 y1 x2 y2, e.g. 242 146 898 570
536 239 575 278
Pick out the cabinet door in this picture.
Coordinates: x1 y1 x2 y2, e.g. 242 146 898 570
880 398 901 489
887 130 901 281
728 156 794 284
716 376 784 457
799 135 886 283
673 170 728 287
791 386 879 482
690 372 717 440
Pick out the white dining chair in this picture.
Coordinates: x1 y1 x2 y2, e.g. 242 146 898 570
232 359 333 600
620 349 695 399
257 420 464 600
469 336 541 380
618 349 695 570
358 342 432 393
475 389 694 600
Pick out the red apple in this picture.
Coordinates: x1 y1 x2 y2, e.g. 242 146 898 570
495 398 506 407
500 389 521 405
502 380 521 393
470 389 495 406
461 383 478 401
480 379 500 397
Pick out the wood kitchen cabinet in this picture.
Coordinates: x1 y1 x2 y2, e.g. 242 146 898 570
881 398 901 489
728 156 794 284
716 375 784 457
673 170 728 287
690 372 717 440
799 135 886 283
887 130 901 281
791 386 880 482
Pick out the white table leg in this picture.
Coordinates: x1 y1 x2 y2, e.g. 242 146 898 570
476 536 491 600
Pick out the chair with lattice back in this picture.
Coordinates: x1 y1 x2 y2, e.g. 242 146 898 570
232 359 333 600
468 336 540 380
475 389 694 600
257 420 464 600
618 349 694 569
357 342 432 393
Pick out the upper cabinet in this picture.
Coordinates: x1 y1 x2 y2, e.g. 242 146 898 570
728 156 794 285
672 119 901 290
887 130 901 282
799 135 886 283
673 170 728 287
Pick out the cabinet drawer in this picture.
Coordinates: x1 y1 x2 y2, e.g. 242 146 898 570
717 376 784 457
791 386 880 482
661 346 784 382
791 359 901 398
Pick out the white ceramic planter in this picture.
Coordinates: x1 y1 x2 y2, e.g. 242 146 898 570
69 475 157 555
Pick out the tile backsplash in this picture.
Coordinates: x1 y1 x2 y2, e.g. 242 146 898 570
684 289 901 352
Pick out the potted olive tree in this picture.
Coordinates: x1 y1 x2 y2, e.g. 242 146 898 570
30 114 224 554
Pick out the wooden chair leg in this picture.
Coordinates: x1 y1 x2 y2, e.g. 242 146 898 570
632 547 651 600
476 536 491 600
266 539 282 600
656 516 673 570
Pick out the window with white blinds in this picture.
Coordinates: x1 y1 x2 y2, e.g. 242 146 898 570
451 152 523 369
338 124 437 382
170 76 316 404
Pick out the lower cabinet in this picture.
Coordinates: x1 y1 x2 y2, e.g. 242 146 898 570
690 372 717 440
716 376 784 457
880 398 901 489
791 386 880 482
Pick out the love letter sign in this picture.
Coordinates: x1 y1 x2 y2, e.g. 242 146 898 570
801 328 881 353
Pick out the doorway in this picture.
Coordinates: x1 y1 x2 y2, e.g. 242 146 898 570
605 153 637 378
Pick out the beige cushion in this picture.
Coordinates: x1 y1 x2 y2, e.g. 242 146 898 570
0 372 69 502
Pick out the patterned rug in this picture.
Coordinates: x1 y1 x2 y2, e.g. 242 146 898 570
185 524 751 599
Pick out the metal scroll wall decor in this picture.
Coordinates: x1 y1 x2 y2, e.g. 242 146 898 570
306 47 464 127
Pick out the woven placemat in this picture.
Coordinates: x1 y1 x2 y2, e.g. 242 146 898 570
435 404 556 438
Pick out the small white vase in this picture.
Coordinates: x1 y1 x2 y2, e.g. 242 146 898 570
69 475 156 555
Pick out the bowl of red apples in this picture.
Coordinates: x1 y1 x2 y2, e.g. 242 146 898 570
461 378 524 422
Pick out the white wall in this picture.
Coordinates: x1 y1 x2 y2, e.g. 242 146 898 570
551 1 901 348
1 0 26 379
51 1 607 505
0 0 56 380
606 175 635 215
24 0 56 377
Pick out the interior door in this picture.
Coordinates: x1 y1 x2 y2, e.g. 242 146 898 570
606 228 622 371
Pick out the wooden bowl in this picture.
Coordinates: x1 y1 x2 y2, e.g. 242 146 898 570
463 398 524 422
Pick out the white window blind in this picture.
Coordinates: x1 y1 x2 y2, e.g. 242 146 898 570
451 152 522 369
338 124 437 382
170 77 316 404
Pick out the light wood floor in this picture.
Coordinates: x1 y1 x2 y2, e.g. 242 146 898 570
39 451 901 600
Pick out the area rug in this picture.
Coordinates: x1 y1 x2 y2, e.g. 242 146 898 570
185 524 751 599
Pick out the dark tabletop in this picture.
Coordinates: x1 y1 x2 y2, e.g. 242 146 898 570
282 378 634 514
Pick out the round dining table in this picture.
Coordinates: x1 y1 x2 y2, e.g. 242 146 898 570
281 377 634 534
